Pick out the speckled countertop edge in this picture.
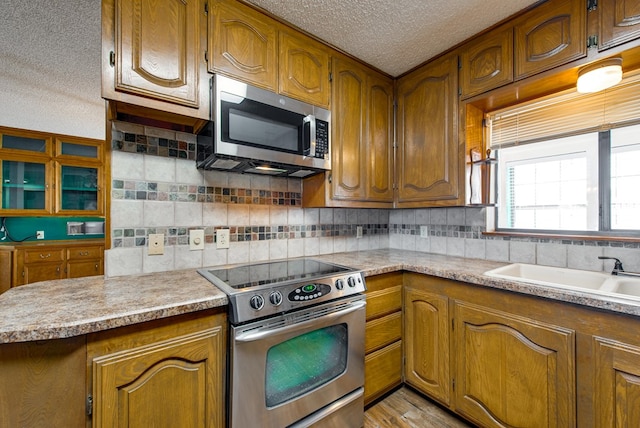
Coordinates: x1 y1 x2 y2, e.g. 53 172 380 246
2 249 640 344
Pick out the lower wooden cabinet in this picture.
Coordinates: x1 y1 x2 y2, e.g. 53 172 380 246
593 337 640 428
454 301 575 427
0 240 105 289
404 286 450 405
0 336 86 427
87 310 226 428
403 273 579 428
364 273 403 404
0 310 227 428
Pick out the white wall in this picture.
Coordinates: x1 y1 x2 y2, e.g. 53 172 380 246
0 0 104 139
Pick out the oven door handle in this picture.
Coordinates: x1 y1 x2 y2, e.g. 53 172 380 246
234 300 366 343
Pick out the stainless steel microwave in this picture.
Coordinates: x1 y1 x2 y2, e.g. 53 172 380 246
197 74 331 177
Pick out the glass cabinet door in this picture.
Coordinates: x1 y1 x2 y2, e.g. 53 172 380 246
1 160 48 211
59 165 100 212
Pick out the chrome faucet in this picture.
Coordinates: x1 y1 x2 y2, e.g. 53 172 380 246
599 256 640 278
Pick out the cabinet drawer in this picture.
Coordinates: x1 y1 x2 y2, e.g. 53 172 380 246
365 312 402 353
364 340 403 404
366 285 402 320
67 246 103 260
22 248 65 264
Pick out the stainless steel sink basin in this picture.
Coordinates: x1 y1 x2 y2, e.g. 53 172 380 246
484 263 640 300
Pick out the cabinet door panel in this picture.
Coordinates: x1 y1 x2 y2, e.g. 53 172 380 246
594 337 640 427
116 0 200 107
454 301 575 428
599 0 640 51
397 54 460 204
514 0 586 79
93 327 223 428
404 287 450 405
210 0 277 90
21 264 64 285
365 312 402 353
364 340 402 405
366 285 402 320
279 31 330 108
460 27 514 98
332 60 366 200
366 74 394 202
67 260 103 279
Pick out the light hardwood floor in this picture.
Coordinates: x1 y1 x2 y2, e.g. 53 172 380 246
364 387 474 428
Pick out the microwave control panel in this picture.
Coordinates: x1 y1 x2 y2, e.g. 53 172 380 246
315 119 329 159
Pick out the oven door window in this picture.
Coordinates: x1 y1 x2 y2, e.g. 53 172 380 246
221 96 304 154
265 323 348 408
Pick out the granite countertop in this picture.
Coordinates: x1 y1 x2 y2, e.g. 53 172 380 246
2 249 640 344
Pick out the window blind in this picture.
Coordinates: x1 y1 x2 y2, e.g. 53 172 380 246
489 70 640 149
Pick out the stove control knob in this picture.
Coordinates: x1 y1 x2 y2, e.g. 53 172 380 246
249 295 265 310
335 279 344 290
348 276 357 287
269 291 283 306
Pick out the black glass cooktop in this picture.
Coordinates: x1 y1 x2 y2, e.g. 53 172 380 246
201 259 350 290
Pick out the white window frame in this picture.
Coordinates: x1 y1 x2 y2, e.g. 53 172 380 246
496 133 599 232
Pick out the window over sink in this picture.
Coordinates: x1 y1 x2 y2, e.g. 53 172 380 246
489 71 640 237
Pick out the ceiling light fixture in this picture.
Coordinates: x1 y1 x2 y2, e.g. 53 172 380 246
576 57 623 93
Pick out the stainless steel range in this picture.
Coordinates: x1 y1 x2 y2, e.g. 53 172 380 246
199 258 367 428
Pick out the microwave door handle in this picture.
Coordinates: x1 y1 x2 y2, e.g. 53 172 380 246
303 115 316 158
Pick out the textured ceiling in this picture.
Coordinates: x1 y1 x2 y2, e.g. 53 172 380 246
246 0 540 76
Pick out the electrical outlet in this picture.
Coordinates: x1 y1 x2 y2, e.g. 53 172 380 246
190 229 205 251
420 225 428 238
36 230 45 240
148 233 164 255
356 226 363 238
216 229 230 249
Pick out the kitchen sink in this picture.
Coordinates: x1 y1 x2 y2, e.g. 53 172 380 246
484 263 640 300
599 278 640 298
484 263 610 290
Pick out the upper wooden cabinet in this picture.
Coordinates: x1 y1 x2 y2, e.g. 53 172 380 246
209 0 278 91
101 0 209 121
279 30 332 109
330 57 367 202
598 0 640 51
303 57 393 208
396 53 461 206
331 57 394 203
366 72 395 202
0 127 105 217
460 27 514 99
514 0 587 80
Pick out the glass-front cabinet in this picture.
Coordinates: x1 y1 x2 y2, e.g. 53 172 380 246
0 127 104 216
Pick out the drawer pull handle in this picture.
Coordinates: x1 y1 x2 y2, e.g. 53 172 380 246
79 251 89 256
39 253 51 259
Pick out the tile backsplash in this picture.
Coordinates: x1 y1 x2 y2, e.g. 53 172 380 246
108 121 640 278
107 121 388 277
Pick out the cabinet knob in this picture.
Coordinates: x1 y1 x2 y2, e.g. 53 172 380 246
39 253 51 259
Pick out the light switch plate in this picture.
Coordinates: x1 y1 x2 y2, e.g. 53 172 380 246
420 225 428 238
148 233 164 255
216 229 230 249
190 229 205 251
356 226 363 238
